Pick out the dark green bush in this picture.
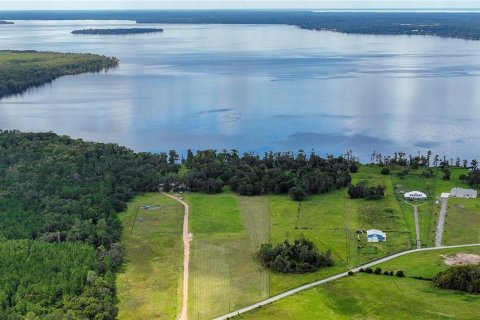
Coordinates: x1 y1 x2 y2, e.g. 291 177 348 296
258 237 333 274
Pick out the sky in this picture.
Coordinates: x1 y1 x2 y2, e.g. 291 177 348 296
1 0 480 11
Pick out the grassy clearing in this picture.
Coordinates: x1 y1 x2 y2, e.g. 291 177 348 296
442 198 480 246
186 193 269 320
236 247 480 320
378 246 480 277
268 191 349 294
350 166 410 263
116 193 184 320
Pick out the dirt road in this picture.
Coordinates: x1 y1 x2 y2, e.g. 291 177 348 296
163 193 190 320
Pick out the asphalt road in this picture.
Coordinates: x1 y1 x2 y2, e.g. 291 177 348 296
435 196 449 247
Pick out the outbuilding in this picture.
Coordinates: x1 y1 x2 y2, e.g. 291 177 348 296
450 187 477 198
367 229 387 242
404 191 427 201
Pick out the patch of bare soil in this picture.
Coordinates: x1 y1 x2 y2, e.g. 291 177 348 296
442 253 480 266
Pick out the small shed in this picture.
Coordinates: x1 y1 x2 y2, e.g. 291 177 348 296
450 188 477 199
404 191 427 201
367 229 387 242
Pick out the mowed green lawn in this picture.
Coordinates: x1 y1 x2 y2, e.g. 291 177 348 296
116 193 184 320
236 247 480 320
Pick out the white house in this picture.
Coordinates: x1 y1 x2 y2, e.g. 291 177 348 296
367 229 387 242
404 191 427 201
450 187 477 198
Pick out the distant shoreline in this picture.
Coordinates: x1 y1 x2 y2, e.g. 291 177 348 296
71 28 163 35
0 11 479 40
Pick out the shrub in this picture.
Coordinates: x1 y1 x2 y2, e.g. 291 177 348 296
365 267 373 274
289 186 306 201
433 265 480 293
258 237 333 274
389 271 394 276
374 267 382 275
350 163 359 173
359 268 364 273
348 183 385 200
381 168 390 175
396 270 405 277
348 271 354 276
383 270 390 275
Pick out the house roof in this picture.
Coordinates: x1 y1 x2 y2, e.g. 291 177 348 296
404 191 427 197
367 229 384 235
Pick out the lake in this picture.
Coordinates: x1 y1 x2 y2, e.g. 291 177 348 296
1 20 480 161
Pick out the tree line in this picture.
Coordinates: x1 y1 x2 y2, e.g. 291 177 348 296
161 149 354 201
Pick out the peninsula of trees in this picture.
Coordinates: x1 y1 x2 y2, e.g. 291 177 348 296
71 28 163 35
0 21 13 24
0 50 118 98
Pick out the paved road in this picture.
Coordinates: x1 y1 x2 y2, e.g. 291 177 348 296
163 193 191 320
213 243 480 320
413 205 421 249
403 200 426 249
435 196 449 247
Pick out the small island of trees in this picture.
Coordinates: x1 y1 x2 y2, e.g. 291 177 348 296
0 21 14 25
71 28 164 35
258 237 333 273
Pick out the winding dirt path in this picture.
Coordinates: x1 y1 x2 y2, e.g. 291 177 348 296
163 193 190 320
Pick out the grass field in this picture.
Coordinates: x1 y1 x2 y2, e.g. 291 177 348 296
116 193 184 320
442 198 480 246
236 246 480 320
177 165 478 318
186 193 269 320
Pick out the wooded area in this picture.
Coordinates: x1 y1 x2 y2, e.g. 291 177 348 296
0 50 118 98
0 130 177 318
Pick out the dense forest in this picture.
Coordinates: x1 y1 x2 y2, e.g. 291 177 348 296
433 265 480 294
71 28 163 35
0 130 178 318
0 50 118 98
0 11 478 40
161 149 354 199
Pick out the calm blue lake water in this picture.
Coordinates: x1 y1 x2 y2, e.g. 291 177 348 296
1 20 480 160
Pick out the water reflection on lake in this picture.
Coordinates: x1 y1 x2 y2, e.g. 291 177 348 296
1 20 480 160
